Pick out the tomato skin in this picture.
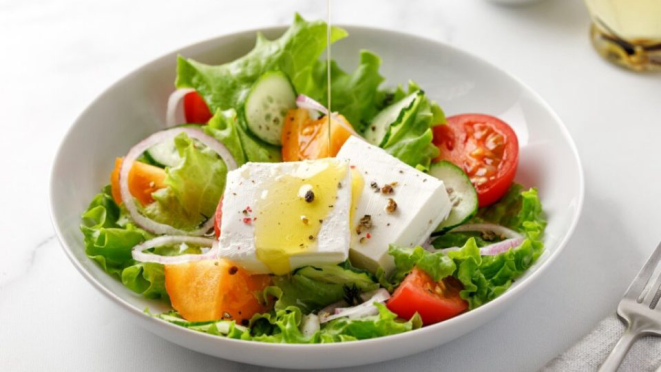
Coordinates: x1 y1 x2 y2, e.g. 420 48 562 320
213 198 223 239
387 268 468 325
183 91 213 124
433 114 519 207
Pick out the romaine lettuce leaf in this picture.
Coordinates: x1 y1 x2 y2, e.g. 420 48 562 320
308 50 385 131
176 14 348 113
144 133 226 230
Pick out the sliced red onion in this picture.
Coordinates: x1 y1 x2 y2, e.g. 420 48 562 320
319 289 391 323
479 237 525 256
299 314 320 337
120 127 237 236
295 94 360 139
165 89 194 127
296 94 328 118
451 223 523 239
132 236 218 264
439 237 525 256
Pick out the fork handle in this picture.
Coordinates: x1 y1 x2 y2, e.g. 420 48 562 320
598 327 640 372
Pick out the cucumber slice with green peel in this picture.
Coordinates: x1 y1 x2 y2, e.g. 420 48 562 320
244 71 297 145
364 91 420 147
145 125 200 167
430 160 479 235
146 139 183 168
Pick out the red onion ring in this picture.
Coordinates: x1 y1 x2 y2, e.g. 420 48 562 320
450 223 523 239
295 94 359 138
165 89 194 127
439 237 525 256
319 289 390 323
132 236 218 264
120 127 237 236
296 94 328 118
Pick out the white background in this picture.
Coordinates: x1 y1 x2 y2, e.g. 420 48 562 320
1 0 661 371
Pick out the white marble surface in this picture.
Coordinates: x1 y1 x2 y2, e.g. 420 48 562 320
1 0 661 371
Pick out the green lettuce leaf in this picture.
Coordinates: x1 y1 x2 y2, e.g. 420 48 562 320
371 82 445 169
474 184 546 233
176 14 347 113
204 108 281 164
319 303 422 342
144 132 227 230
268 264 379 313
389 245 456 283
80 187 167 300
121 262 168 300
80 186 150 277
446 186 546 309
308 50 385 131
153 303 420 344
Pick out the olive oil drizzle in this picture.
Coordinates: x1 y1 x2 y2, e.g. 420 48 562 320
326 0 332 153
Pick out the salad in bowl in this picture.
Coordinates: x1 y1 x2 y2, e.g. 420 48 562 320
80 15 546 344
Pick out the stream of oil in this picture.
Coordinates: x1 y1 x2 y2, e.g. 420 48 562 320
326 0 332 151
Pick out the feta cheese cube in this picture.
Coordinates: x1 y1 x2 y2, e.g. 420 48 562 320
336 136 452 273
218 159 353 275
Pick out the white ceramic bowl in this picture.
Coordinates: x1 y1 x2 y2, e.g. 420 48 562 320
50 25 584 369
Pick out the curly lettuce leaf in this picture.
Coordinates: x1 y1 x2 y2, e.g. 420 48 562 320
121 262 168 300
387 186 546 309
176 14 347 113
369 82 444 169
268 264 379 313
308 50 385 131
154 303 419 344
204 108 281 164
319 303 422 342
389 245 456 283
144 133 226 230
474 185 546 233
446 186 546 309
80 187 167 299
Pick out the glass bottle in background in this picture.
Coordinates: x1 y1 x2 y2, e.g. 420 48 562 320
584 0 661 72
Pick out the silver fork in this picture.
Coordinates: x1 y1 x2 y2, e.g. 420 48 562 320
599 241 661 372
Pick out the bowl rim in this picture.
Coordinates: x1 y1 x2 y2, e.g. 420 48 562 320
49 23 585 350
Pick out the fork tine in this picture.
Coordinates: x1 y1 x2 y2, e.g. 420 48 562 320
645 269 661 309
623 241 661 301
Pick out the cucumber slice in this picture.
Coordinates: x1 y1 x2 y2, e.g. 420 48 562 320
364 91 419 147
430 161 479 235
146 139 182 168
244 71 297 145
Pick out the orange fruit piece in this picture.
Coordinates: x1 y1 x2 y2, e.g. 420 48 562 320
111 157 167 206
281 108 357 161
164 259 272 323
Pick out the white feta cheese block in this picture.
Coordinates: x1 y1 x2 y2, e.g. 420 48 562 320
336 136 452 274
218 159 353 275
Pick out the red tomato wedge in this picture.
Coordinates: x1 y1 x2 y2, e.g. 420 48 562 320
387 268 468 325
183 91 213 124
214 198 223 239
433 114 519 207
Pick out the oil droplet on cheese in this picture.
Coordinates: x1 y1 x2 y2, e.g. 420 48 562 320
254 160 347 275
